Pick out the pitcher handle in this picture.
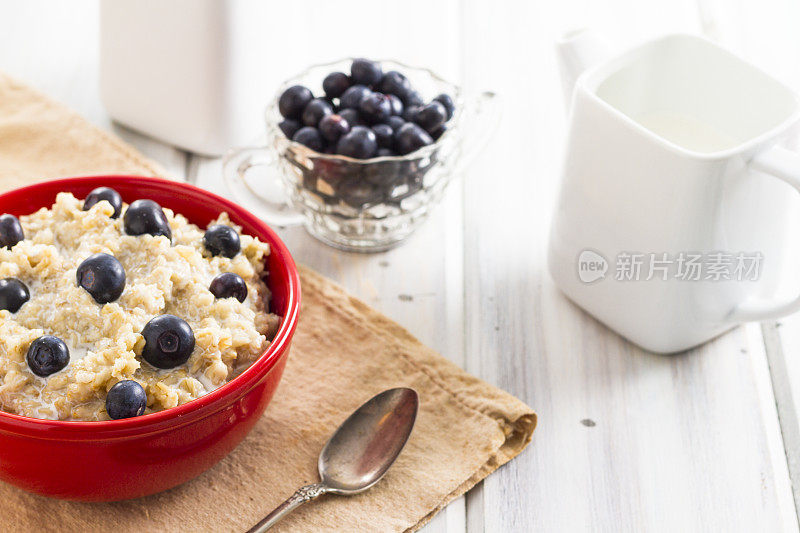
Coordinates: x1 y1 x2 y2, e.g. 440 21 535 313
222 145 305 227
729 145 800 321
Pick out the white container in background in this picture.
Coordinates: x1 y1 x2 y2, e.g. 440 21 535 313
99 0 278 156
99 0 464 156
550 31 800 353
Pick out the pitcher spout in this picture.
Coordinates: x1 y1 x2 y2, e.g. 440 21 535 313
556 29 612 111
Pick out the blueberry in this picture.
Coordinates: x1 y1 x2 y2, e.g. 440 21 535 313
0 214 24 249
351 58 383 87
386 116 406 132
76 253 126 304
371 124 394 149
340 85 372 110
431 124 447 141
105 380 147 420
359 93 392 124
301 98 333 127
279 119 302 139
83 187 123 218
336 126 378 159
433 93 455 120
0 278 29 312
376 148 396 157
395 123 434 155
278 85 313 119
414 101 447 133
26 335 69 377
210 272 248 303
203 224 241 258
141 314 195 369
323 72 352 98
123 199 172 240
387 94 404 116
377 71 411 99
292 127 325 152
338 108 364 127
403 90 424 107
319 114 351 143
402 105 420 123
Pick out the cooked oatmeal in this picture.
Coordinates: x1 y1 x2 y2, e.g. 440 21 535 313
0 192 280 421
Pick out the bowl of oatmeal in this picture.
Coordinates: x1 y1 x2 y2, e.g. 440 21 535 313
0 175 300 501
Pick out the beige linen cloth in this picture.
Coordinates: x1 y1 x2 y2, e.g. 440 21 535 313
0 73 536 532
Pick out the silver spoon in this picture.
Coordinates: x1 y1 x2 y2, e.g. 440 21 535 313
247 387 419 532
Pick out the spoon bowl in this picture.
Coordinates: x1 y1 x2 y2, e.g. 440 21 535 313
320 387 419 494
248 387 419 532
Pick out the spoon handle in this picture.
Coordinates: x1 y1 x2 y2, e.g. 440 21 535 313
247 483 328 532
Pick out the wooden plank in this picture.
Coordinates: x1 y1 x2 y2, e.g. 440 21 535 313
459 0 796 530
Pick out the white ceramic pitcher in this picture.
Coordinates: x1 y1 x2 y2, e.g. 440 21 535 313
549 30 800 353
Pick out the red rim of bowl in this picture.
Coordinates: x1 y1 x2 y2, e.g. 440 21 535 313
0 176 301 439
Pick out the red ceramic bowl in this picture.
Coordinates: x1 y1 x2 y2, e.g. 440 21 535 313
0 176 300 501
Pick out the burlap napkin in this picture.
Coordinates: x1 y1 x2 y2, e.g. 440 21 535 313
0 73 536 532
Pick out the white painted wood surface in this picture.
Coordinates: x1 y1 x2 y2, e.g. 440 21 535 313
2 1 800 532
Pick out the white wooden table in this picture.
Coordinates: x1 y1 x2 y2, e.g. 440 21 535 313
3 1 800 531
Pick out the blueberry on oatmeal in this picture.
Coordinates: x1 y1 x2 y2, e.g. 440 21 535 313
203 224 241 258
105 380 147 420
0 278 29 313
26 335 70 377
123 199 172 240
0 214 24 249
141 314 196 369
83 187 123 218
210 272 248 303
76 253 126 304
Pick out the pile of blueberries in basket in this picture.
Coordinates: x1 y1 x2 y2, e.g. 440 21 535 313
278 59 455 159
